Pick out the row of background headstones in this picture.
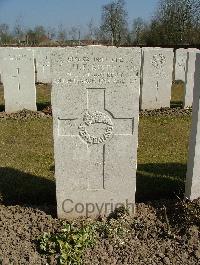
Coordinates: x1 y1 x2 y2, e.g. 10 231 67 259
141 47 200 110
50 46 200 217
0 47 52 112
0 46 199 217
0 47 199 113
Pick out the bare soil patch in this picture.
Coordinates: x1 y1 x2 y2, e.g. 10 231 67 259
0 199 200 265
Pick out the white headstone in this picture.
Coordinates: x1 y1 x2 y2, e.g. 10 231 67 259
3 48 36 112
0 47 3 83
52 46 141 218
34 47 51 83
175 48 188 82
184 49 200 108
185 53 200 200
141 47 174 110
0 47 10 84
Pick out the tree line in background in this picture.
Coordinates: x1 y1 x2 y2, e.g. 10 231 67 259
0 0 200 46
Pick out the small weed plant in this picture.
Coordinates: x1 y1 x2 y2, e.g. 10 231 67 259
39 222 96 265
39 207 131 264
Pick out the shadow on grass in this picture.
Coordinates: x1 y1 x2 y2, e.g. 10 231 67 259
170 101 183 108
0 104 5 112
36 102 51 111
0 167 56 206
0 102 51 112
0 163 187 210
136 163 186 202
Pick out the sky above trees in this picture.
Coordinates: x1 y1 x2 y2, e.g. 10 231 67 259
0 0 158 32
1 0 199 46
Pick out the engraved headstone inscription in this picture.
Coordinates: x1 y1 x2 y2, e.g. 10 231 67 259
51 46 141 218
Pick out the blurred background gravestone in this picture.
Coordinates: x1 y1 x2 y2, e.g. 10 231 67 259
2 48 36 113
140 47 174 110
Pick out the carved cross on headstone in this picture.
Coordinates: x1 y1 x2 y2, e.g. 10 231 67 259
12 68 21 91
58 88 134 190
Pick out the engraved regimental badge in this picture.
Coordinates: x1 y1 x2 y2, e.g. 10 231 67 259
78 111 113 145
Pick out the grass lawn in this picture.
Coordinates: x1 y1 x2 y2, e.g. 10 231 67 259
137 115 191 201
0 80 192 205
0 114 192 206
36 83 51 110
171 80 185 107
0 118 55 205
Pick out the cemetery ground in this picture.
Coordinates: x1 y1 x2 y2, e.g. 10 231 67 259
0 83 200 264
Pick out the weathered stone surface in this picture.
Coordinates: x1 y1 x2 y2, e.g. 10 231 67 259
52 46 141 218
3 48 36 112
185 53 200 200
175 48 188 82
0 47 3 83
141 47 174 110
184 49 200 108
